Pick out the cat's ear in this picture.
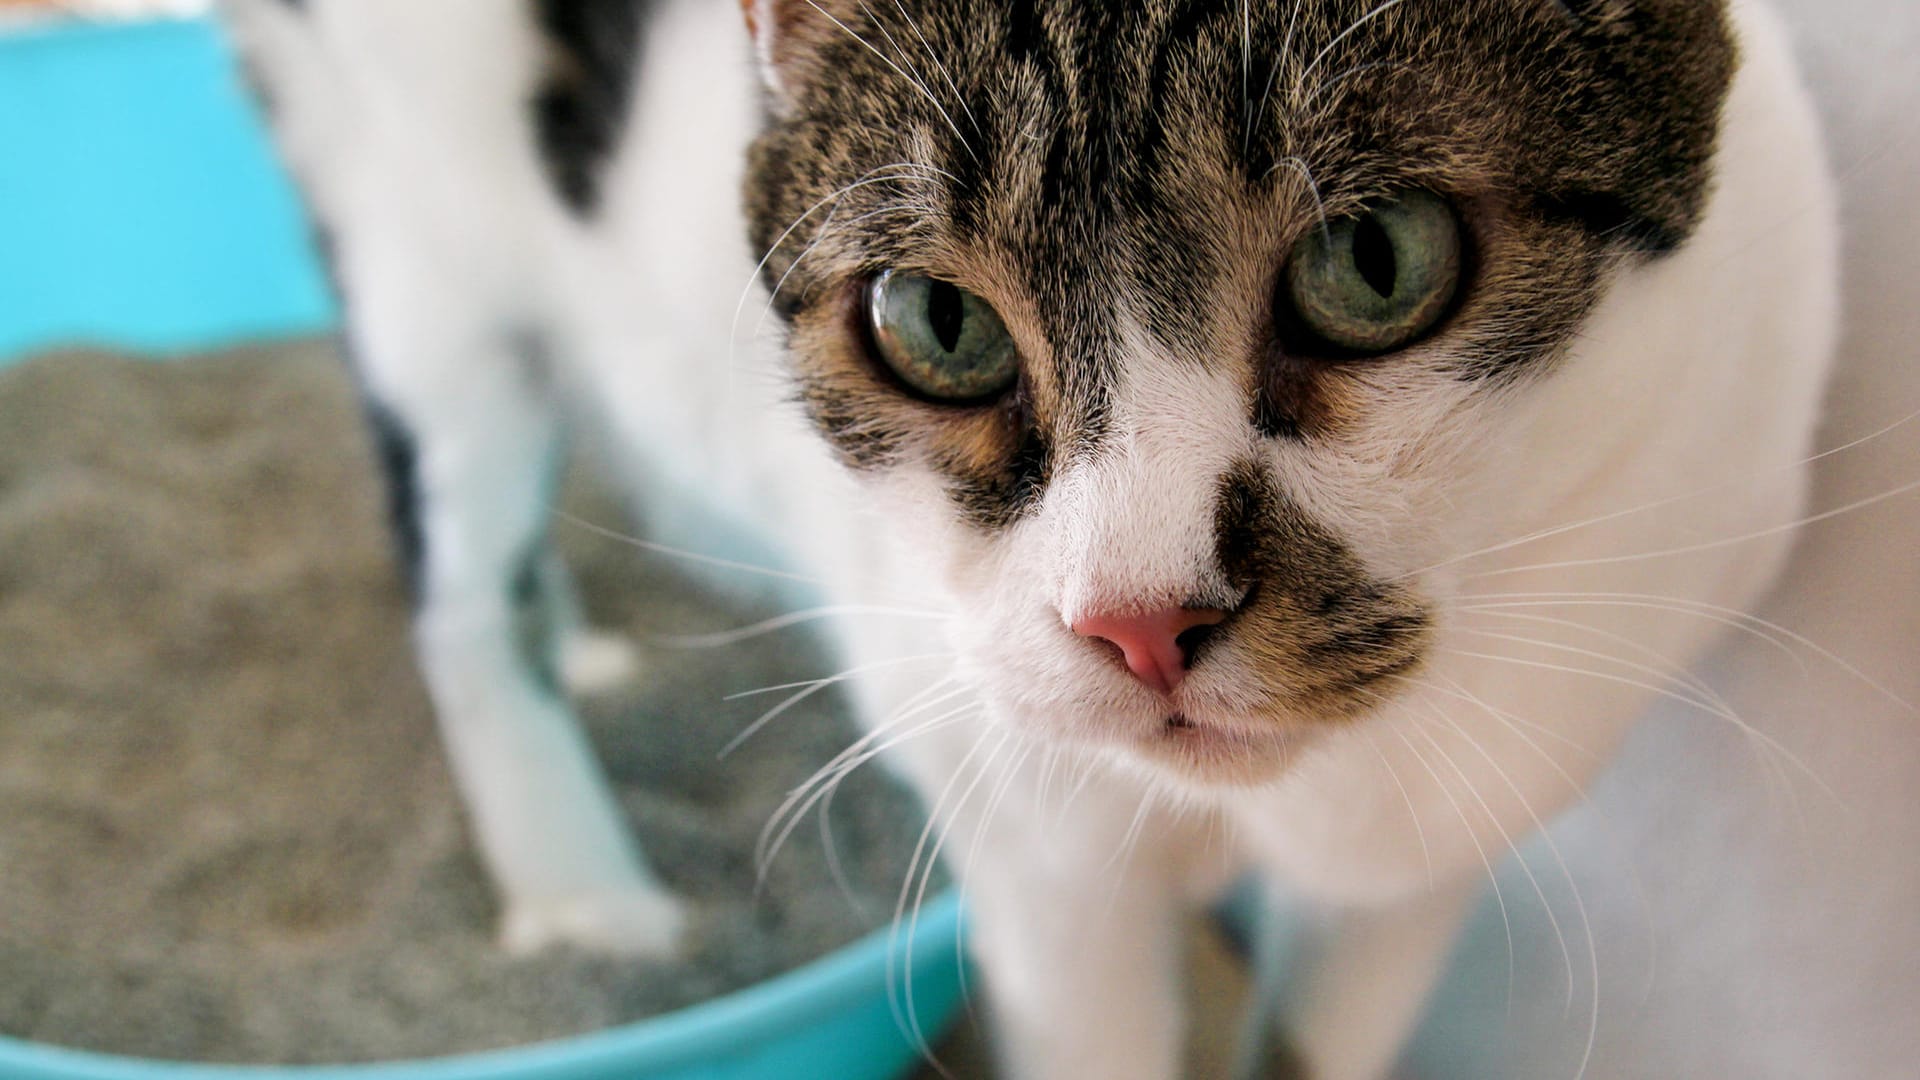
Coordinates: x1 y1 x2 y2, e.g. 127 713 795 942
738 0 840 111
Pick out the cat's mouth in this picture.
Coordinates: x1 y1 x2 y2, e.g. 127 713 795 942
1134 711 1298 784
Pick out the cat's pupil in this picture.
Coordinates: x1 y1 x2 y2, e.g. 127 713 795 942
926 280 966 353
1351 215 1398 299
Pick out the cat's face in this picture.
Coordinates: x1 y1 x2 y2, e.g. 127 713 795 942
743 0 1734 786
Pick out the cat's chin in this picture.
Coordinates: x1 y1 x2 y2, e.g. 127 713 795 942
1117 712 1308 788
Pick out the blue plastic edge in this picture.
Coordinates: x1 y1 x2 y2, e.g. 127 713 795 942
0 895 964 1080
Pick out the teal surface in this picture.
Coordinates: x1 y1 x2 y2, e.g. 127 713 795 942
0 895 966 1080
0 18 337 364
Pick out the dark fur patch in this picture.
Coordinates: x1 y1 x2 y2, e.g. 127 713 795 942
531 0 653 216
1253 349 1336 441
1534 189 1685 255
306 223 430 605
511 545 563 697
943 392 1052 529
361 397 427 603
1214 458 1280 588
1213 460 1429 708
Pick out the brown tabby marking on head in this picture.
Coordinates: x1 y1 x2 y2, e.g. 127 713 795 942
1212 458 1431 714
743 0 1735 526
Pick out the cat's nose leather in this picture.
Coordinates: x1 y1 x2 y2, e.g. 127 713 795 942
1072 606 1229 695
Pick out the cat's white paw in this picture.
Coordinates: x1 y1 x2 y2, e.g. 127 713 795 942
500 885 686 958
558 630 643 696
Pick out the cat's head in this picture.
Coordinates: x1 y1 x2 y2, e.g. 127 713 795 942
740 0 1740 786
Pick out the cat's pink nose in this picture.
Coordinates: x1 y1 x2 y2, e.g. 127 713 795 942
1072 606 1230 695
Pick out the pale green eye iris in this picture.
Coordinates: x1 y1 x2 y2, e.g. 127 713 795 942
867 271 1020 402
1284 189 1464 355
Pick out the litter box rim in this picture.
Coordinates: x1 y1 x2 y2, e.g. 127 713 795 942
0 891 965 1080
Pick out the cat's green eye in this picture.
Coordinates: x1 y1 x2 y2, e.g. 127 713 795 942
867 271 1020 403
1283 190 1464 355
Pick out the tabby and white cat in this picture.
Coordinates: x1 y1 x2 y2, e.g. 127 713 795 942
223 0 1915 1076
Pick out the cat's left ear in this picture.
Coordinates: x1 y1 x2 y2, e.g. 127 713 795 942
738 0 840 113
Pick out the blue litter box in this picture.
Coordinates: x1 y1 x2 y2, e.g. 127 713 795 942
0 15 967 1079
0 895 966 1080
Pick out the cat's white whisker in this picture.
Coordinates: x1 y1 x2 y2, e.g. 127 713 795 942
1409 715 1577 1016
1239 0 1252 150
951 742 1050 1018
1299 59 1403 113
723 653 953 700
1452 627 1738 725
1454 593 1809 679
1032 744 1060 825
1460 611 1743 721
1455 590 1915 713
1468 476 1920 583
1048 745 1102 838
659 604 950 650
1362 729 1436 890
1441 647 1839 814
889 0 980 140
757 701 976 879
809 687 974 879
725 657 960 707
889 728 1007 1074
728 163 947 378
756 682 974 873
1439 646 1735 733
1266 155 1334 243
1388 672 1596 793
1425 668 1666 1036
1419 706 1603 1080
720 652 955 759
1387 723 1519 1008
953 740 1034 1017
1420 676 1601 762
905 737 1008 1069
553 509 824 586
753 203 927 340
733 162 945 307
855 0 940 118
1100 786 1163 920
1397 406 1920 584
758 714 976 888
1293 0 1411 98
803 0 977 162
816 787 870 922
1250 0 1308 141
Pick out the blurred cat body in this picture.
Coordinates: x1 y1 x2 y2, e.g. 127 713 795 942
223 1 1917 1078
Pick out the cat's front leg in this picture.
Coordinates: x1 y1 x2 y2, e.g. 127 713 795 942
344 270 680 958
936 750 1202 1080
1278 878 1480 1080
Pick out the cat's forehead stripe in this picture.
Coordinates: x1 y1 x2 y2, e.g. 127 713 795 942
745 0 1735 521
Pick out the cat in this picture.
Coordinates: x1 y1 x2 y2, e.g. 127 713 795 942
222 0 1920 1077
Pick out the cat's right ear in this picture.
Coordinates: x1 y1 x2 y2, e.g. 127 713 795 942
739 0 839 113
